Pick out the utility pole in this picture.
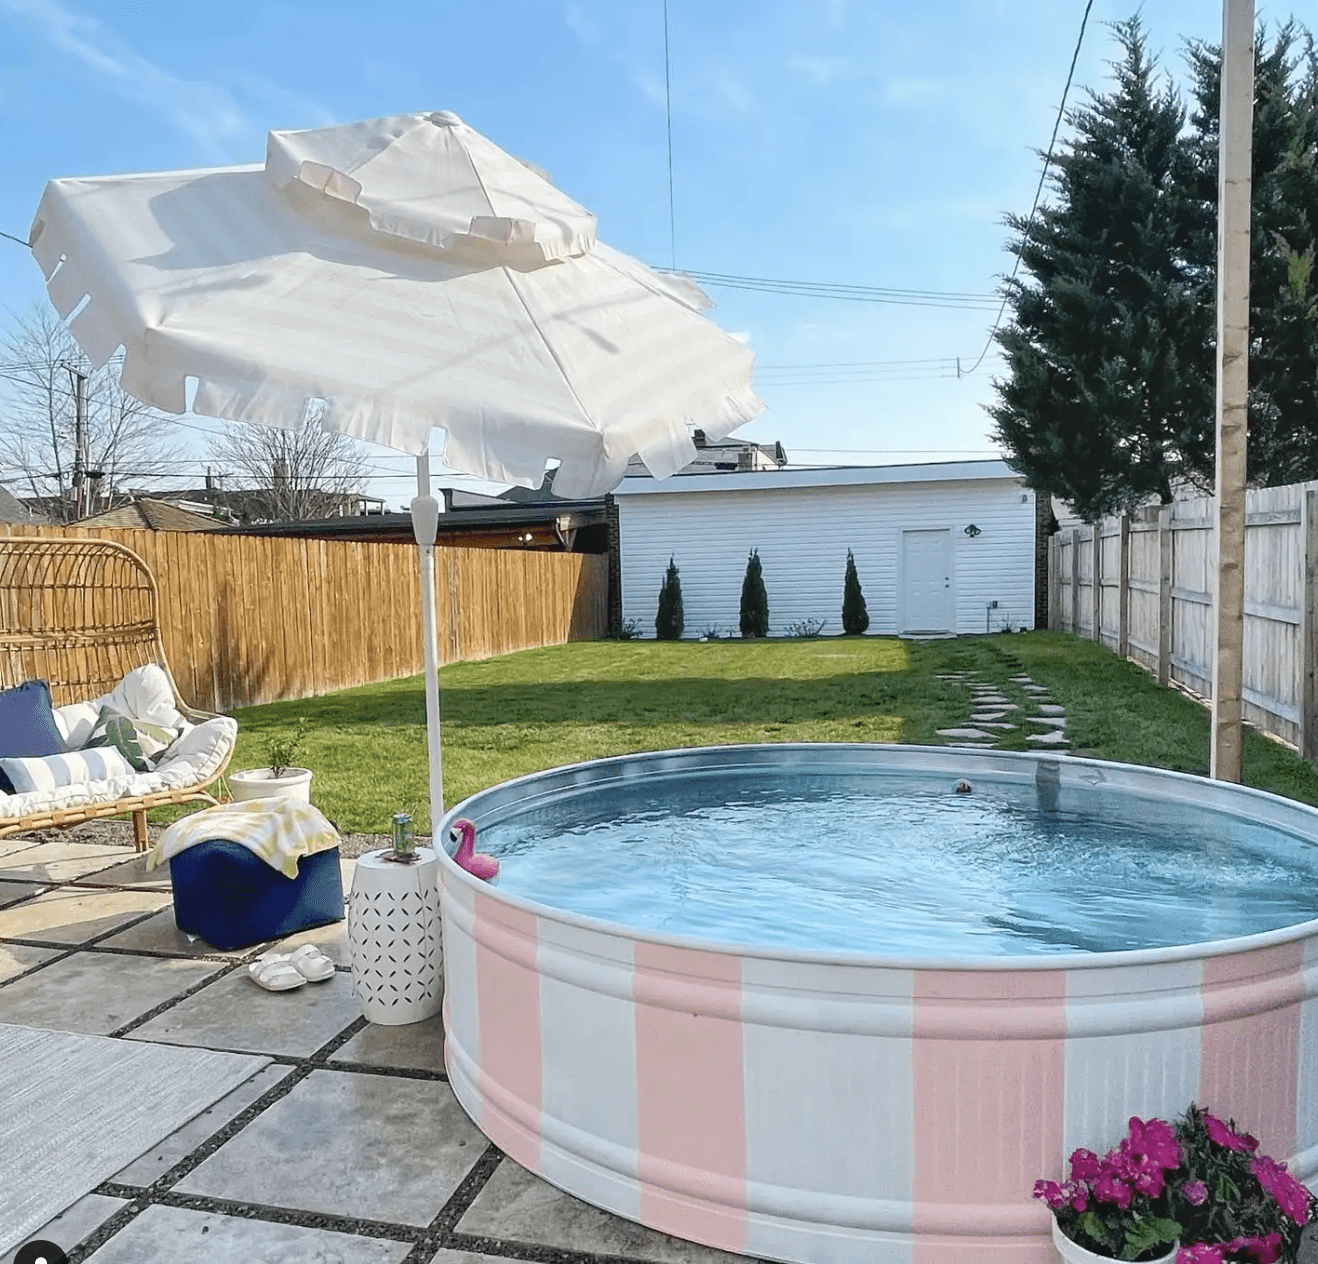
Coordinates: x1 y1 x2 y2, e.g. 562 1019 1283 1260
67 367 89 521
1211 0 1254 782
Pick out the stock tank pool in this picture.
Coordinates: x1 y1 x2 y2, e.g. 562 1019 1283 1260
437 745 1318 1264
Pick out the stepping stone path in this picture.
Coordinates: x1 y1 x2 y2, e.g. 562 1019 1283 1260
936 665 1071 751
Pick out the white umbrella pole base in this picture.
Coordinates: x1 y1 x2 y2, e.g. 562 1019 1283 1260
347 847 443 1025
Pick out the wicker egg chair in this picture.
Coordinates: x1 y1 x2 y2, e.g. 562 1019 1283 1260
0 534 232 851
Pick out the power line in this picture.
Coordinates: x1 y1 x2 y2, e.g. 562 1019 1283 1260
669 269 1000 310
0 230 29 248
961 0 1095 376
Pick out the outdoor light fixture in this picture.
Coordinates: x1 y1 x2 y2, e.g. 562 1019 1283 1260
964 524 981 537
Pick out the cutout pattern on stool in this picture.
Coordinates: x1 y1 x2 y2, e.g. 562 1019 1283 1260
347 882 442 1016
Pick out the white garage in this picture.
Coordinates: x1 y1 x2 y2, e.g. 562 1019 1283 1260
614 460 1037 637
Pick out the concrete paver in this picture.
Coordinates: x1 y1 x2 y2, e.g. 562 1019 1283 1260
1 1194 128 1264
129 965 361 1057
0 950 219 1034
0 886 170 945
113 1063 298 1186
457 1157 751 1264
177 1069 486 1227
0 841 138 884
0 942 61 984
81 1205 413 1264
0 879 43 908
330 1011 445 1073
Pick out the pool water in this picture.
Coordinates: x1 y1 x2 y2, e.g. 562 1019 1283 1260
471 770 1318 956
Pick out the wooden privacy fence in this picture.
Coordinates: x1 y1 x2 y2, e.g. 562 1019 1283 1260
1050 481 1318 755
2 525 608 713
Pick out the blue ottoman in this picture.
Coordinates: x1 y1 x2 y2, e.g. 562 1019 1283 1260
170 840 344 951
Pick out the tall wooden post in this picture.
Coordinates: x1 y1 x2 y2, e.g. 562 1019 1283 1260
1117 514 1131 660
1301 489 1318 760
1158 506 1174 686
1091 524 1102 643
1071 527 1081 633
1211 0 1254 782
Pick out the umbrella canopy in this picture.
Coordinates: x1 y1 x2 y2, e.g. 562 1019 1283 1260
29 110 762 498
29 111 763 835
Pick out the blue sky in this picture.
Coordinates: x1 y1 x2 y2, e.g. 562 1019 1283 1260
0 0 1305 508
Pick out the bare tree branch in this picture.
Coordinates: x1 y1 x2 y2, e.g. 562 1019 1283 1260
205 420 372 521
0 304 187 520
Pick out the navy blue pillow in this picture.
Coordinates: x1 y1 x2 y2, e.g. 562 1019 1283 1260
0 680 67 759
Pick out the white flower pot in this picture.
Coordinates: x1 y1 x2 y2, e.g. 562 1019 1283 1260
228 767 313 803
1052 1220 1178 1264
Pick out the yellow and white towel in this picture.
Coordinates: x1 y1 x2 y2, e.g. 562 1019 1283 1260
147 798 340 879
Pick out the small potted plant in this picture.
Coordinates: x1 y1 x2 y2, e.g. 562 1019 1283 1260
229 719 313 803
1035 1115 1182 1262
1168 1105 1315 1263
1037 1106 1318 1264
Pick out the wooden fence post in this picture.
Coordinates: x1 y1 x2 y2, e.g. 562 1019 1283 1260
1301 489 1318 760
1158 505 1173 686
1071 527 1081 634
1117 513 1131 660
1091 522 1102 643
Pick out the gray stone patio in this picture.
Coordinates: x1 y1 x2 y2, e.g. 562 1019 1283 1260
0 834 760 1264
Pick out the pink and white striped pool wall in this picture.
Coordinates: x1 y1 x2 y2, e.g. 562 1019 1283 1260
436 746 1318 1264
443 874 1318 1264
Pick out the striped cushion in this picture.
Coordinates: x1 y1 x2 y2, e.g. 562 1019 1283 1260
0 747 136 795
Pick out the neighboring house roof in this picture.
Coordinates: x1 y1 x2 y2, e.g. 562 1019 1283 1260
222 499 611 552
613 458 1022 496
624 429 787 477
0 486 48 524
79 497 229 532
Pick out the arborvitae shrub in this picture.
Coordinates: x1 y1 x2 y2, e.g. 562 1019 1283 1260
655 556 684 640
841 549 870 635
739 549 769 637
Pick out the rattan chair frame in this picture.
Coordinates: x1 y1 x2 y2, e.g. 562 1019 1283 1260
0 534 232 852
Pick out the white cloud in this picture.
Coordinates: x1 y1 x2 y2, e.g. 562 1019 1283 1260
0 0 330 159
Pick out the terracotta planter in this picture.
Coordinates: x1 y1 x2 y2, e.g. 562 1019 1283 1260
228 767 313 803
1051 1220 1178 1264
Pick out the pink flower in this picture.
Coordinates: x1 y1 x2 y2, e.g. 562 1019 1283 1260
1250 1154 1311 1226
1203 1112 1258 1154
1125 1115 1184 1169
1066 1182 1089 1213
1177 1246 1225 1264
1224 1232 1283 1264
1093 1169 1134 1209
1070 1147 1102 1182
1033 1179 1067 1210
1182 1179 1209 1206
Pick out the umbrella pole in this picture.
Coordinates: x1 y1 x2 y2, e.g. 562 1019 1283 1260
412 454 444 843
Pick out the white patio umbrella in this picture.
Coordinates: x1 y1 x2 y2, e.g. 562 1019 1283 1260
30 111 763 835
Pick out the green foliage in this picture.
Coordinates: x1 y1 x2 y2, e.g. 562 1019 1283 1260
655 556 685 640
841 550 870 635
739 549 769 637
209 631 1318 833
991 17 1210 521
1183 23 1318 488
266 718 308 777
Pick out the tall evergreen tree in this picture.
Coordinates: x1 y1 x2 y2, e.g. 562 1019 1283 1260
990 18 1211 520
841 550 870 635
1184 24 1318 487
739 549 769 637
655 556 684 640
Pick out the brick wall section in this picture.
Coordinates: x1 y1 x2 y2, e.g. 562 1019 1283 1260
1034 491 1052 630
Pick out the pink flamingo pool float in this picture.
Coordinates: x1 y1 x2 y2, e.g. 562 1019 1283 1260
450 818 499 881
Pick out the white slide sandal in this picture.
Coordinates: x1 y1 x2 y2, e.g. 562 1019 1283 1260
287 944 335 982
247 954 306 992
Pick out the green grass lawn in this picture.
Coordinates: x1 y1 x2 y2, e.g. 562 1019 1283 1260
222 630 1318 834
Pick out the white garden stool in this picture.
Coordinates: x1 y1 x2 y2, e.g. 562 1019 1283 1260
346 847 442 1025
